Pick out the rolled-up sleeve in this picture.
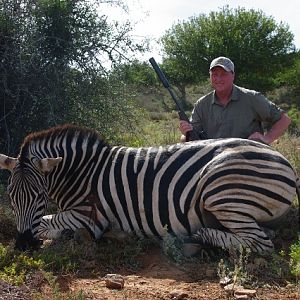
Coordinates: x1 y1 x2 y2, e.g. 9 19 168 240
253 93 283 125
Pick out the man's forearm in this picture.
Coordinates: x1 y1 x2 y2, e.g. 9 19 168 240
265 113 291 144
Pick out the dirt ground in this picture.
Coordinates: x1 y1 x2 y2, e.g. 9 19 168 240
1 242 299 300
63 247 299 300
0 199 299 300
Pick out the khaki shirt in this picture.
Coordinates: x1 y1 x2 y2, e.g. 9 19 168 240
191 85 283 139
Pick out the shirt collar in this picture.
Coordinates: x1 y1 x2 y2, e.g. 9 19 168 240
212 85 238 104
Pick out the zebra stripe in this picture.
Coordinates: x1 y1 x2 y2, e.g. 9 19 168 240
2 125 298 253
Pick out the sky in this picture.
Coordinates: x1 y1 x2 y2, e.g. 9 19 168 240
100 0 300 62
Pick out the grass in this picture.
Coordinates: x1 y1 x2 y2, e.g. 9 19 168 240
290 235 300 280
0 243 44 285
0 236 152 298
273 134 300 174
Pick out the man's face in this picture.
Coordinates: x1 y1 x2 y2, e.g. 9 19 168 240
210 66 234 93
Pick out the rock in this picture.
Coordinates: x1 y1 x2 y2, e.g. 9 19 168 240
235 288 257 297
224 283 244 296
234 295 248 299
219 276 232 286
169 290 188 300
104 274 125 289
224 283 244 291
285 283 295 289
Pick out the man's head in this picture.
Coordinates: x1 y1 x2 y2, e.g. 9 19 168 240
209 56 234 73
209 56 235 95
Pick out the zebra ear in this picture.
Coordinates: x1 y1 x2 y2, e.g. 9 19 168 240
0 154 17 171
36 157 63 173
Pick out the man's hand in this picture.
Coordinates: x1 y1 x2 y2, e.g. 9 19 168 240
248 132 271 144
249 113 291 145
179 120 193 135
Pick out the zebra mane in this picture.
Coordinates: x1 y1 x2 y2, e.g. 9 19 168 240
19 124 108 159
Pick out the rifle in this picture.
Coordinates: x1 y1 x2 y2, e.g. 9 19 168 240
149 57 206 141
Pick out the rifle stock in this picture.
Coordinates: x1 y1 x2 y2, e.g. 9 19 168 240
149 57 206 141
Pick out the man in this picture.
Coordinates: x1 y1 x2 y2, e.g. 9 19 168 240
180 56 291 144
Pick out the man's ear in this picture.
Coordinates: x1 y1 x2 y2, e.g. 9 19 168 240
0 154 18 171
34 157 63 173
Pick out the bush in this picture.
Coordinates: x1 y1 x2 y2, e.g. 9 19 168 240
290 236 300 279
0 244 44 285
288 106 300 135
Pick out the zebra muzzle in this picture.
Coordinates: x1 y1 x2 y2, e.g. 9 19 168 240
15 229 43 251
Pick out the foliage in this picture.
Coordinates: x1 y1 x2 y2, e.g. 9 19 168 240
35 242 79 273
34 235 149 273
161 6 296 106
287 106 300 135
0 197 16 241
162 233 186 264
268 250 293 280
0 243 43 285
110 60 158 87
289 236 300 279
217 246 252 287
277 52 300 93
0 233 151 287
0 0 147 155
119 114 180 147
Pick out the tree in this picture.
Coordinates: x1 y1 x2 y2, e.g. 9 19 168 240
110 60 158 86
0 0 147 155
277 51 300 94
161 6 296 107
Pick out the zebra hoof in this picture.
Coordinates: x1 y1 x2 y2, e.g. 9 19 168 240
182 243 202 257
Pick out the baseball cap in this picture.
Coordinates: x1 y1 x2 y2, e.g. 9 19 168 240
209 56 234 72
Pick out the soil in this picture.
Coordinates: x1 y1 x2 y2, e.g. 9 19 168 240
0 241 299 300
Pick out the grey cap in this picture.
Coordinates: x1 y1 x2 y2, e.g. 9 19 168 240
209 56 234 72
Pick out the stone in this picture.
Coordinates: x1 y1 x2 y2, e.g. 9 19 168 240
169 290 188 300
104 274 125 289
219 276 232 286
235 295 248 299
235 288 257 297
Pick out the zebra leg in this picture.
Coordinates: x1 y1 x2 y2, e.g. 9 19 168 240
189 211 274 253
37 205 109 241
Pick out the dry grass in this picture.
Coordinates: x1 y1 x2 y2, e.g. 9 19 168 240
273 134 300 174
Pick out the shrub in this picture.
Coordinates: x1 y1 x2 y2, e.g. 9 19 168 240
290 236 300 279
0 243 44 285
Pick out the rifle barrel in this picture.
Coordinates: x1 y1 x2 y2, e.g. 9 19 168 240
149 57 207 141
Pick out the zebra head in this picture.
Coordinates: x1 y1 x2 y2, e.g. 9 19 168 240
0 154 62 250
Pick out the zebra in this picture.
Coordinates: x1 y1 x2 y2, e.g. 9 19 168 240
0 124 299 252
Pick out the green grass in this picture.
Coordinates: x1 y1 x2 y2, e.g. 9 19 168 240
290 236 300 280
0 243 44 285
